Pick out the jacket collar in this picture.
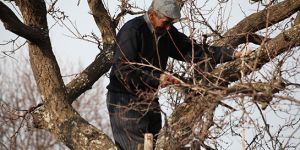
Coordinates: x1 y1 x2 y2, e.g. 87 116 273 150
144 13 167 37
144 13 155 33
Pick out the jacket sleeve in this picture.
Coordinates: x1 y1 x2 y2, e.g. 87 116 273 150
111 28 161 90
168 26 234 64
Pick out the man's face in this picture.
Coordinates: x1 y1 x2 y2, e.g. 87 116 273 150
150 11 174 32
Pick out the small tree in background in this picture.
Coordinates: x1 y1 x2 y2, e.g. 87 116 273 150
0 55 111 150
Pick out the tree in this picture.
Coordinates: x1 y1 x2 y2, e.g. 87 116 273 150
0 54 67 150
0 53 111 150
0 0 300 149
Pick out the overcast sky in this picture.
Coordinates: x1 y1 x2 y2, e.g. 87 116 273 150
0 0 257 68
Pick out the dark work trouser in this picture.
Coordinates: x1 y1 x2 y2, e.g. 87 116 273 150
107 91 162 150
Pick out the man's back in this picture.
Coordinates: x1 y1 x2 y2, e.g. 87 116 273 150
107 15 174 94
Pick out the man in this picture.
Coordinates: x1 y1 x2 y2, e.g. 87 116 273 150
106 0 242 149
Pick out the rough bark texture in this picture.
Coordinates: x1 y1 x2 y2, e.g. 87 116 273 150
1 0 116 149
65 48 114 104
214 0 300 48
0 2 45 44
211 24 300 84
66 0 116 103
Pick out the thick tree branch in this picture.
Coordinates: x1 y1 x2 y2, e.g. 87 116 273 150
197 0 299 81
65 0 117 103
87 0 116 48
211 24 300 84
66 49 113 103
294 11 300 25
0 1 45 44
12 0 116 149
215 0 300 47
226 81 285 96
241 33 272 45
31 104 116 149
14 0 64 101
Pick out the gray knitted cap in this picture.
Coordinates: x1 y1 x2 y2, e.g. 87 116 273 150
152 0 181 19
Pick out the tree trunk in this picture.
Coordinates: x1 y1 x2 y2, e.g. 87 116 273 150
13 0 116 149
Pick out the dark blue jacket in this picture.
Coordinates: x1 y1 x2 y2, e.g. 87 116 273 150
107 15 233 95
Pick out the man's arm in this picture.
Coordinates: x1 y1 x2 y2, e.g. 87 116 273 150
167 26 236 63
162 26 249 86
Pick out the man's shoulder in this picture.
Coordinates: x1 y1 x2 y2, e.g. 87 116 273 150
121 15 147 32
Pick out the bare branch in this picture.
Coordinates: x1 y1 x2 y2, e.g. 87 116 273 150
66 49 113 103
113 9 145 27
0 1 46 44
211 24 300 84
294 11 300 26
157 3 300 148
87 0 116 48
215 0 300 47
64 0 117 103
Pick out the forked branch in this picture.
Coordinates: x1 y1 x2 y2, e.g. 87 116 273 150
0 2 46 44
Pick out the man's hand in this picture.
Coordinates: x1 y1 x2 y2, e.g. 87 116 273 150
234 46 253 58
160 73 181 88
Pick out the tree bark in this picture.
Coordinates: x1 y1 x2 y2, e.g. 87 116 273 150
65 0 117 103
215 0 300 48
2 0 117 149
0 2 45 44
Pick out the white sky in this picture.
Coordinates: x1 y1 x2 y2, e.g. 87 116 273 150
0 0 256 68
